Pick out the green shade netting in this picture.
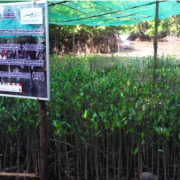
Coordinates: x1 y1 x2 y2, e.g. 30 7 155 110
1 0 180 26
48 0 180 26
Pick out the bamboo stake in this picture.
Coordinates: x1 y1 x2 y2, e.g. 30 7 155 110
153 0 160 82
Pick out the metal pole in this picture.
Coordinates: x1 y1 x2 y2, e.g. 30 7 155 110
38 100 48 180
153 0 159 82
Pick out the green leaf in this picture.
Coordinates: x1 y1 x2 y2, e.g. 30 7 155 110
135 102 138 108
66 123 71 128
53 120 57 128
121 117 127 122
96 130 101 136
57 128 60 135
8 126 13 132
134 147 138 154
84 110 88 119
93 112 97 118
163 110 166 117
143 104 146 111
141 132 144 138
141 139 145 145
11 116 16 121
153 122 159 133
80 136 84 141
94 123 98 131
126 128 133 134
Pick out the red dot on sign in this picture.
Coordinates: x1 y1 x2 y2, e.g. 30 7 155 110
19 84 22 86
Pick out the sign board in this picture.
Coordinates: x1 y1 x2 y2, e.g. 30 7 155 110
0 0 50 100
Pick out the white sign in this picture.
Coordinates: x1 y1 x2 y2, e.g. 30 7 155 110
21 8 42 24
0 1 50 100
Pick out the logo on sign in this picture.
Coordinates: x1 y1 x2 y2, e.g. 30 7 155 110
21 8 42 24
23 10 40 19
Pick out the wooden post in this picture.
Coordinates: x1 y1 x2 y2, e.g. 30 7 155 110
153 0 159 82
73 25 75 57
111 27 113 59
0 173 38 178
55 25 57 58
38 100 48 180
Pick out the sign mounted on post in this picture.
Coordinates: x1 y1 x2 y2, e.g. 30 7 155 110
0 0 50 100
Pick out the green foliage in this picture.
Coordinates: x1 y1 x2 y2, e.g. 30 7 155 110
49 55 180 146
118 15 180 38
1 54 180 153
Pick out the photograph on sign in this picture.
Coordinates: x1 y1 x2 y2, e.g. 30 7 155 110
0 0 49 100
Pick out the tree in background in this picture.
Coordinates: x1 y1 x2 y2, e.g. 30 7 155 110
49 15 180 54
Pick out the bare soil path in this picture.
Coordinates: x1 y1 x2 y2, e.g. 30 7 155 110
106 41 180 59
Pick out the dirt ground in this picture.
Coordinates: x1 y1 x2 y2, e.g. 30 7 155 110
108 41 180 59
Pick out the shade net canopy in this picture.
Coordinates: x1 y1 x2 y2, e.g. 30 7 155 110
48 0 180 26
1 0 180 26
